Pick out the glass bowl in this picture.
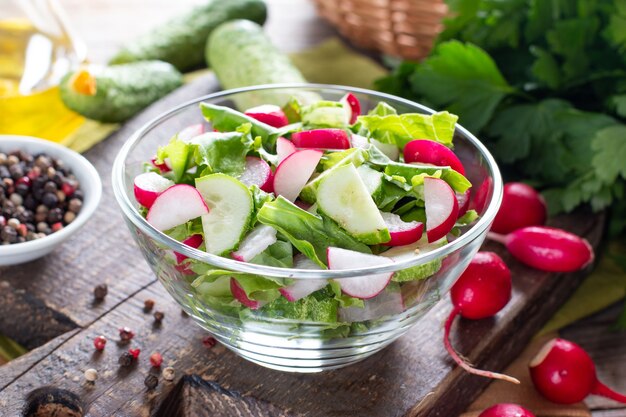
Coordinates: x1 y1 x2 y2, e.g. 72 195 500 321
112 84 502 373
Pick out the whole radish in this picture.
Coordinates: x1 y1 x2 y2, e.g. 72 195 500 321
530 338 626 405
488 226 594 272
491 183 547 234
445 252 520 384
478 404 535 417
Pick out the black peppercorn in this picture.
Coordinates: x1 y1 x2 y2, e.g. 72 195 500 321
144 374 158 390
93 284 108 301
41 192 58 208
118 352 133 367
47 208 63 223
153 311 165 324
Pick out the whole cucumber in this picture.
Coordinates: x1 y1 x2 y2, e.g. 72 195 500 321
109 0 267 72
60 61 183 123
207 20 317 110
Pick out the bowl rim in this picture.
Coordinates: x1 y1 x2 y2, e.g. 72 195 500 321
0 135 102 256
111 83 502 279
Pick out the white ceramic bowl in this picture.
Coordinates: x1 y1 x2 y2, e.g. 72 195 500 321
0 135 102 265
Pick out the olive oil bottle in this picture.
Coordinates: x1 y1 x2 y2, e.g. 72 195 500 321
0 0 86 142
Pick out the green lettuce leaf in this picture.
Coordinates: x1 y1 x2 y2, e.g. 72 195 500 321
256 196 371 267
200 102 279 143
191 130 251 177
355 111 458 149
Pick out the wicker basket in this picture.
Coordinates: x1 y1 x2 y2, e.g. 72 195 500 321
312 0 448 60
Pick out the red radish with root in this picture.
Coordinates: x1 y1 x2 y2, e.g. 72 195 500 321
134 172 174 208
340 92 361 124
146 184 209 231
491 183 547 234
404 139 466 175
238 157 274 193
380 211 424 246
424 177 459 243
488 226 594 272
276 137 296 163
244 104 289 128
478 404 535 417
445 252 520 384
291 129 351 149
273 149 322 202
327 247 394 299
530 338 626 404
230 278 261 309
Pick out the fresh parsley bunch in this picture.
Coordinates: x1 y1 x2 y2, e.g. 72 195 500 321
376 0 626 235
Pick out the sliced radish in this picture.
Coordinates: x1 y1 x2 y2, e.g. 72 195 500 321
317 164 390 245
424 177 459 243
231 225 277 262
279 255 327 302
244 104 289 128
174 234 203 264
276 137 296 163
456 189 471 218
380 211 424 247
291 129 350 149
134 172 174 209
178 123 205 142
230 278 261 309
338 288 404 322
404 139 466 175
327 247 395 299
238 157 273 192
147 184 209 231
195 174 253 255
151 157 172 173
340 92 361 124
273 149 322 202
294 200 312 211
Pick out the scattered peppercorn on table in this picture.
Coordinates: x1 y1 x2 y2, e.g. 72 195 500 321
0 1 623 417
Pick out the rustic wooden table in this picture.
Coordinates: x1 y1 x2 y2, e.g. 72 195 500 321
0 1 625 416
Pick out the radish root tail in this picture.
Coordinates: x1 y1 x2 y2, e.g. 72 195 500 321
592 381 626 404
444 307 521 385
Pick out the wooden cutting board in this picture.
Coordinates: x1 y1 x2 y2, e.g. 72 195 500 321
0 75 604 417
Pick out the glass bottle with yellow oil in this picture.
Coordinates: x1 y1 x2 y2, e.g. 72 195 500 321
0 0 86 142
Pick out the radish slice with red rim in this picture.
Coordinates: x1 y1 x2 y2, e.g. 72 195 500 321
178 124 205 142
146 184 209 231
134 172 174 209
276 137 296 163
279 255 327 302
424 177 459 243
244 104 289 128
327 247 394 299
273 149 323 202
238 157 273 193
291 129 350 150
231 225 277 262
230 278 262 309
403 139 466 175
380 211 424 246
340 92 361 124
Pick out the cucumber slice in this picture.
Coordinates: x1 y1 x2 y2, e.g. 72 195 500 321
317 164 390 245
195 174 253 255
300 147 367 203
356 164 383 198
301 100 350 128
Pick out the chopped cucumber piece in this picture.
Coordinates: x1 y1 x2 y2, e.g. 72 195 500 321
317 164 390 245
195 173 253 255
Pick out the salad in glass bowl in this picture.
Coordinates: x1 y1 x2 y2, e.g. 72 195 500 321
112 84 502 372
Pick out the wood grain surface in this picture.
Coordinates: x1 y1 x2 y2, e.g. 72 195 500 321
0 72 606 416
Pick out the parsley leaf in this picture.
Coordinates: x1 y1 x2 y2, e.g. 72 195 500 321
409 41 515 133
592 125 626 183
